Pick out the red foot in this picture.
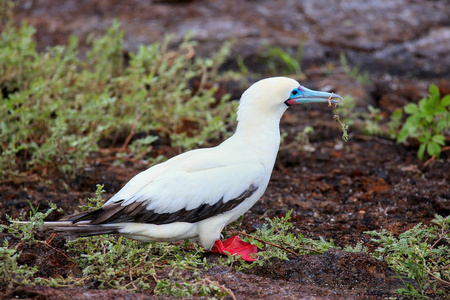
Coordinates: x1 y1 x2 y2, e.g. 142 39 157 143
211 236 258 262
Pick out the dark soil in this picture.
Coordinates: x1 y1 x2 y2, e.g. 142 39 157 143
1 0 449 299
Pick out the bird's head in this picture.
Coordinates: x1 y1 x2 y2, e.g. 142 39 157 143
237 77 343 123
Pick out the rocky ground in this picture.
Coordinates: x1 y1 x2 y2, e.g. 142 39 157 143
1 0 449 299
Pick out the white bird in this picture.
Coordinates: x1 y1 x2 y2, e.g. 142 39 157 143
40 77 342 261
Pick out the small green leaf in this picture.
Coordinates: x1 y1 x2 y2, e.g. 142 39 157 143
404 103 419 114
422 130 431 141
405 115 421 127
431 134 445 146
433 107 448 115
436 119 447 132
418 143 426 160
417 136 428 143
418 98 428 111
397 127 410 143
427 142 441 157
428 84 439 98
441 95 450 107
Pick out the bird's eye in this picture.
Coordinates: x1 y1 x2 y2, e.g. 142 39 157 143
291 90 298 96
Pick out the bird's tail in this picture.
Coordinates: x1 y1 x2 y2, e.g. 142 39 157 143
12 220 120 237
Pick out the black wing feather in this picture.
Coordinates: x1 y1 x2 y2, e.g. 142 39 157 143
68 184 258 225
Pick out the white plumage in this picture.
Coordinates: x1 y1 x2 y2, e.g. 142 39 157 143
42 77 342 254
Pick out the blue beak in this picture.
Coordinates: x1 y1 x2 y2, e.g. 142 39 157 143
285 86 343 106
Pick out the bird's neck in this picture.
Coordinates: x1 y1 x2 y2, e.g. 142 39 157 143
229 108 284 171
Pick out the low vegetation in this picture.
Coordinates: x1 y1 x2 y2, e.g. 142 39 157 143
263 39 306 75
366 215 450 299
0 17 237 178
396 84 450 160
337 83 450 161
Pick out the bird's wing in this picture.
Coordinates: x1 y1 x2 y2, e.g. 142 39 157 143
69 161 265 225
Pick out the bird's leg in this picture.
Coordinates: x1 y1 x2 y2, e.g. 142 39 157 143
211 236 258 262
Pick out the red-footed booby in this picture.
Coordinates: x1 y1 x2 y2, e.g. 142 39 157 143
39 77 342 261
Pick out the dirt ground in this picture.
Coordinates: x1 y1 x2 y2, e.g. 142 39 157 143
1 0 449 299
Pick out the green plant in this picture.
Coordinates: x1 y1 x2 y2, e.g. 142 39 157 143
336 96 384 137
153 244 226 297
64 235 234 297
343 242 369 253
361 105 385 136
264 39 305 74
336 85 450 159
0 198 58 286
339 53 370 85
67 236 158 290
397 84 450 160
366 215 450 299
80 184 106 211
387 108 403 140
330 101 350 142
1 202 61 243
0 18 238 178
154 273 221 298
295 126 314 149
335 95 356 126
220 210 335 269
0 240 38 287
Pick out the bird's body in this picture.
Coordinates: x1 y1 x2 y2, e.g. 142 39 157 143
86 137 271 249
40 77 342 259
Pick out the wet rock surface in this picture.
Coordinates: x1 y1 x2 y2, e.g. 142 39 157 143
2 0 449 299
